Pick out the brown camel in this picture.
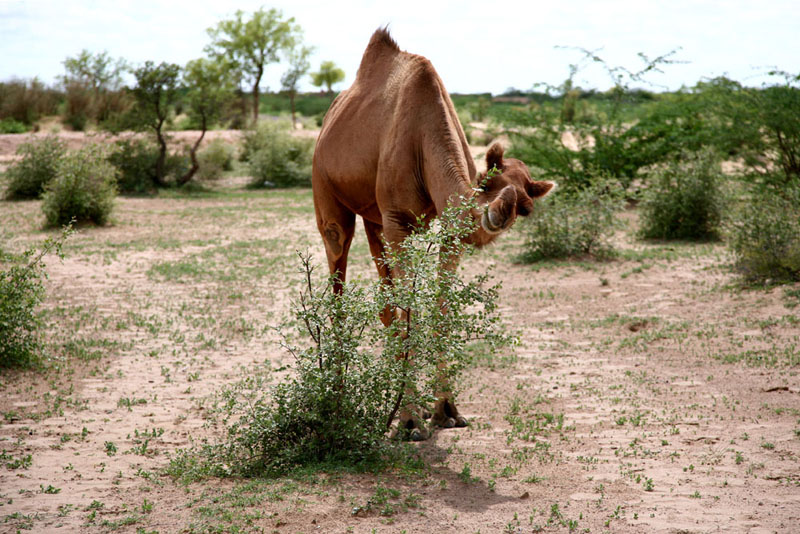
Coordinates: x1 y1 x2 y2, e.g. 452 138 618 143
312 28 555 440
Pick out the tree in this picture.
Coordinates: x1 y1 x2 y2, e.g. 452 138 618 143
63 50 126 95
206 8 300 123
310 60 345 95
62 50 127 124
131 61 181 187
179 58 234 185
281 45 313 129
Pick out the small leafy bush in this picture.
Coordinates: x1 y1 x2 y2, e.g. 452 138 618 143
107 138 158 194
42 145 117 227
519 179 623 262
196 139 234 181
0 224 73 368
728 185 800 283
4 136 67 200
106 138 190 193
243 121 314 188
638 150 725 240
170 200 508 478
0 118 28 134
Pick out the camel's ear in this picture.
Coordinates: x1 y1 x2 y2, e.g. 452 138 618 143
486 143 504 172
526 180 557 199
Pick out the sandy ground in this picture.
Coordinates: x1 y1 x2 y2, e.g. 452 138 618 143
0 131 799 534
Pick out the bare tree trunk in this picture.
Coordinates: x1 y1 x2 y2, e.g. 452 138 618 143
252 66 264 123
290 90 297 129
178 116 206 186
154 119 168 187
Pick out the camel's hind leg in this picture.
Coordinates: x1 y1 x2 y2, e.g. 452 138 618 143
313 191 355 293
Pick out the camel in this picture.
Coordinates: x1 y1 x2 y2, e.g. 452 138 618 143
312 28 555 440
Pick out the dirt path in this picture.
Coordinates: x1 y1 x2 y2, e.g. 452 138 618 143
1 142 799 533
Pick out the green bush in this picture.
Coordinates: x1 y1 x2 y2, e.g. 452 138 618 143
0 118 28 133
0 225 73 368
728 185 800 283
4 136 67 200
243 120 314 187
42 145 117 227
196 139 234 181
107 138 158 194
106 138 190 193
519 179 623 262
169 201 508 477
638 150 725 240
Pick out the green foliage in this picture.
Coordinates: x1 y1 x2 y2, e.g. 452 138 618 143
196 139 234 181
183 58 232 131
106 137 191 193
706 72 800 186
4 136 67 200
0 118 29 133
42 145 117 227
130 61 182 187
259 92 333 117
638 150 725 240
170 200 508 477
310 60 345 94
244 120 313 187
728 185 800 283
0 224 73 368
206 7 301 121
106 138 159 194
519 180 623 262
504 49 682 193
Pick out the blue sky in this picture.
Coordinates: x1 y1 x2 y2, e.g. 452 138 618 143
1 0 797 94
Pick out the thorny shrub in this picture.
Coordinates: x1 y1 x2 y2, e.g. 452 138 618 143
0 223 74 368
169 199 510 478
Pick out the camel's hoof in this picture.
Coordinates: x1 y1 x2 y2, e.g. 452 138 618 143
410 428 425 441
421 407 432 420
432 414 454 428
454 415 469 428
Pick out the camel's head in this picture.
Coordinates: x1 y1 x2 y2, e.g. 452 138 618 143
476 143 555 233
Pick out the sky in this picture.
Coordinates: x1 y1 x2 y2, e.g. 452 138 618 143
0 0 797 95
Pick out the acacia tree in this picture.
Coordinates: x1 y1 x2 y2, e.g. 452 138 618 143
131 61 181 187
310 60 345 96
281 45 313 129
205 8 300 123
178 58 234 185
